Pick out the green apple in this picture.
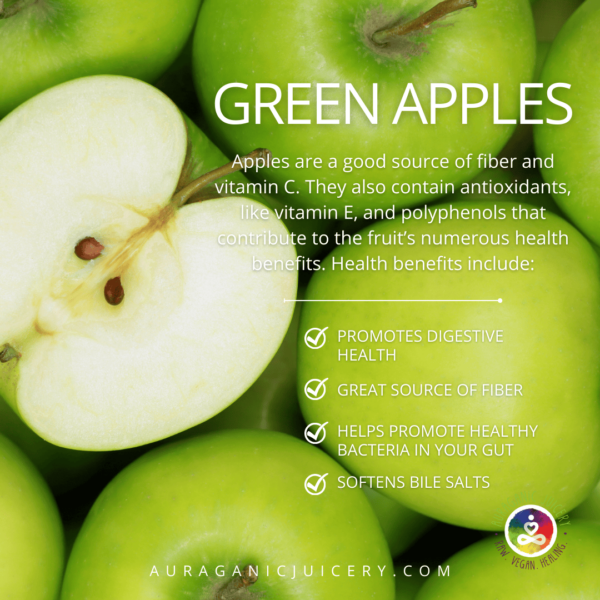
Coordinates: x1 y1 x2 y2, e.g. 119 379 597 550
0 0 203 118
534 0 600 245
193 0 535 212
298 200 600 529
61 430 395 599
0 434 64 599
416 520 600 598
0 76 296 451
0 396 105 493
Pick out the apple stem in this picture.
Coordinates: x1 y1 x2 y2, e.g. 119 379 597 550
215 565 258 599
171 149 272 209
0 344 20 363
372 0 477 45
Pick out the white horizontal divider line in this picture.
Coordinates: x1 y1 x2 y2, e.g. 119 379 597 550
284 299 503 303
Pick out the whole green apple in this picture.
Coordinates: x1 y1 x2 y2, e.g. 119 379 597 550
61 430 395 599
534 0 600 245
0 0 202 118
0 434 64 599
298 200 600 529
416 520 600 598
0 396 105 493
0 76 296 450
193 0 535 212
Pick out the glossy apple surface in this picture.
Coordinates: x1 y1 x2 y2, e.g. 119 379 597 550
0 76 296 450
61 431 394 599
298 201 600 529
0 434 64 599
534 0 600 245
0 0 202 118
193 0 535 212
416 521 600 598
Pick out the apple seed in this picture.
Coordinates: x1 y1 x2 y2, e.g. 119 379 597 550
104 277 124 306
0 344 20 363
75 237 104 260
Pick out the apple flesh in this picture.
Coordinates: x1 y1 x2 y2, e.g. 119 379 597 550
0 434 64 599
0 0 202 118
534 0 600 245
298 201 600 529
0 76 296 451
61 430 395 599
193 0 535 212
416 521 600 598
182 291 305 438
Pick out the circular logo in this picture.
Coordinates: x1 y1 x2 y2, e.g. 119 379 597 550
505 505 557 557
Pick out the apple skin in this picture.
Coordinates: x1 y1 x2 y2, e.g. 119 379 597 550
416 521 600 599
0 434 64 600
0 396 105 494
534 0 600 245
61 430 395 599
0 0 202 118
297 200 600 529
193 0 535 212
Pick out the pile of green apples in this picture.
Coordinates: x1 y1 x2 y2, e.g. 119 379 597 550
1 0 600 598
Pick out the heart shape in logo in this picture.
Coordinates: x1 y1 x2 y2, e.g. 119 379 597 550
524 521 539 536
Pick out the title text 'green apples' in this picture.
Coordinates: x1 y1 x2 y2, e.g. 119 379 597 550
61 431 395 600
0 76 296 451
193 0 536 212
298 201 600 529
